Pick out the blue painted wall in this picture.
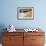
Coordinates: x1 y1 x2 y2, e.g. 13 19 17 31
0 0 46 29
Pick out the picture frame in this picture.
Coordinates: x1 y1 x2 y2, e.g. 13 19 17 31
17 7 34 20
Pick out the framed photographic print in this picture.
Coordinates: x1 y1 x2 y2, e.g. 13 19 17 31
17 7 34 20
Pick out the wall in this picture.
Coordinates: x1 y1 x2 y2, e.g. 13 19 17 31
0 0 46 44
0 0 46 28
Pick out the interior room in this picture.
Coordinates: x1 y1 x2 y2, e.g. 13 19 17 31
0 0 46 46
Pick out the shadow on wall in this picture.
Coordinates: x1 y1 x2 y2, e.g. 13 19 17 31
0 24 7 43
